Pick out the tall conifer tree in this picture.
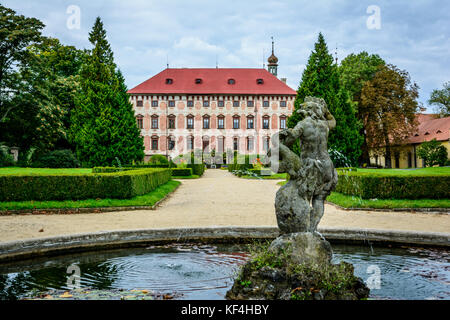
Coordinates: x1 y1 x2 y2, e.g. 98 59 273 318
288 33 362 166
70 17 144 166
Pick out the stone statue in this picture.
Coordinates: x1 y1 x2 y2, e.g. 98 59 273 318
272 96 338 234
226 97 369 300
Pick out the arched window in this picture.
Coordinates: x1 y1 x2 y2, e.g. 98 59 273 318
262 115 270 129
136 115 144 129
217 115 225 129
233 137 239 151
233 115 240 129
187 135 194 150
280 115 287 129
263 136 270 151
203 115 210 129
168 115 176 129
217 136 225 153
186 115 194 129
247 136 254 151
151 115 159 129
151 135 159 150
202 136 210 152
247 115 254 129
168 136 175 150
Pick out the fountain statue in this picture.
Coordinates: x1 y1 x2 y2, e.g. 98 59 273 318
227 97 370 300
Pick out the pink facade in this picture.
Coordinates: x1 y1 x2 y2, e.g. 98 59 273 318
128 68 296 161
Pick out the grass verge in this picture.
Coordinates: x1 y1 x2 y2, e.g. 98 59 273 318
172 175 200 179
0 180 181 211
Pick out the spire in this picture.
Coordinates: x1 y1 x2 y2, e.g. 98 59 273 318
267 36 278 76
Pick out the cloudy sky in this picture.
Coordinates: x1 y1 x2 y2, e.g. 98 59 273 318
4 0 449 110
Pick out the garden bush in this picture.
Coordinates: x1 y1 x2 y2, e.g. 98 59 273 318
0 168 171 201
171 168 193 176
148 154 169 165
248 168 273 176
32 149 80 168
0 147 15 167
335 172 450 199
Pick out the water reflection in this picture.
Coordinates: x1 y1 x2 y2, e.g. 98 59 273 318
0 243 448 300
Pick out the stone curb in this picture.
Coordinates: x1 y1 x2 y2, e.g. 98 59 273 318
325 201 450 214
0 183 181 216
0 226 448 263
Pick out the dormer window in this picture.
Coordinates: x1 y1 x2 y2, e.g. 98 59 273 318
437 130 442 134
195 78 202 84
257 78 264 85
166 78 173 84
424 132 430 135
228 79 235 85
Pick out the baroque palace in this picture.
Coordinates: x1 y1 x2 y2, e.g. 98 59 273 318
127 44 297 161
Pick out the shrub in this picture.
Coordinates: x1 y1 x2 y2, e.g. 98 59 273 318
336 167 358 173
92 167 134 173
417 139 448 167
171 168 193 176
335 172 450 199
0 168 171 201
0 145 15 167
188 163 205 176
33 150 80 168
148 154 169 165
248 168 273 176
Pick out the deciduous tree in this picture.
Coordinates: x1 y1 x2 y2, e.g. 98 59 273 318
361 64 419 168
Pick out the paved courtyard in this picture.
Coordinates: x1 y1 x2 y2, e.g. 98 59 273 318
0 169 449 242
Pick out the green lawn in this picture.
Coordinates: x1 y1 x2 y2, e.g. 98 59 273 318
355 167 450 176
239 173 287 180
0 180 180 211
327 192 450 209
0 167 92 175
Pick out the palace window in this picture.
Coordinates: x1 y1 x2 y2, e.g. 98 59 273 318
166 78 173 84
202 136 210 152
187 115 194 129
151 115 159 129
168 137 175 150
228 79 235 85
187 136 194 150
152 100 158 107
136 115 144 129
247 116 254 129
218 100 224 107
187 100 194 107
263 136 270 151
168 100 175 108
233 137 239 151
151 136 159 150
257 78 264 85
233 100 240 108
233 116 240 129
168 115 176 129
247 137 254 151
203 115 210 129
203 100 210 107
280 100 287 108
195 78 202 84
217 115 225 129
263 100 269 108
217 136 225 153
263 116 270 129
280 116 287 129
137 100 143 107
247 100 254 108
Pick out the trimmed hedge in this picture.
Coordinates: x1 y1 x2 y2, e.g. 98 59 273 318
336 172 450 199
171 168 193 176
188 163 205 176
0 168 171 201
92 167 134 173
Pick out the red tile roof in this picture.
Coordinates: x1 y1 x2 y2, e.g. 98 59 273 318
127 68 297 95
407 114 450 144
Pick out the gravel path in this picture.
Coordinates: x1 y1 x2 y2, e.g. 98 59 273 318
0 170 448 242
